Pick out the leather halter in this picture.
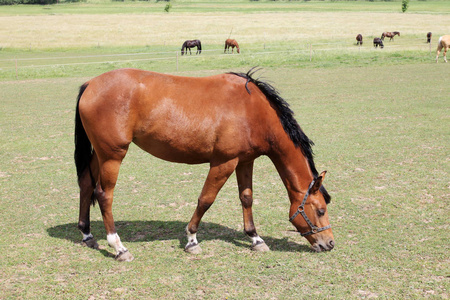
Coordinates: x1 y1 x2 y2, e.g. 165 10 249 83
289 179 332 236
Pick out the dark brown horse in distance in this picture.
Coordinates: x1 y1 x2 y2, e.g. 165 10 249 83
356 34 363 46
181 39 202 55
373 37 384 49
224 39 240 54
381 31 400 41
427 32 432 43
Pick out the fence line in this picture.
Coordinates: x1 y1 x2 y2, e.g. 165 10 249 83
0 51 180 62
0 42 435 74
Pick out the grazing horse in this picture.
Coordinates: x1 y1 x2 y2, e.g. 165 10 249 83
381 31 400 41
436 35 450 63
74 68 334 261
373 37 384 49
356 34 363 46
181 39 202 55
427 32 432 43
224 39 240 54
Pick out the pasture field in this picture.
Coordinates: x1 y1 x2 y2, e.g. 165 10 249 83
0 1 449 299
1 1 449 80
1 63 448 299
1 1 450 50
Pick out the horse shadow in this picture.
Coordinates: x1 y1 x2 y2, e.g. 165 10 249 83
47 220 312 257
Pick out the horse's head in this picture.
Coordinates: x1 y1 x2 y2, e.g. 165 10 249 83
289 171 334 252
380 40 384 48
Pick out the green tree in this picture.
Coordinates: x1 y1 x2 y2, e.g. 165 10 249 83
164 2 172 13
402 0 409 13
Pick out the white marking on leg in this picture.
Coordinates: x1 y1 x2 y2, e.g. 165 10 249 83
251 235 265 246
82 232 93 241
185 225 198 247
107 233 127 254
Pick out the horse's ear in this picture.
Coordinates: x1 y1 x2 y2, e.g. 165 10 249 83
311 171 326 194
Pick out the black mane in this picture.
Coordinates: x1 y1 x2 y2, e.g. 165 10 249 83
229 69 331 204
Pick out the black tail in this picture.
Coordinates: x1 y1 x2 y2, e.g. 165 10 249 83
74 83 93 184
197 41 202 54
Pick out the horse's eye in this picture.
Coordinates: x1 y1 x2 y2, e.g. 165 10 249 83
317 209 326 217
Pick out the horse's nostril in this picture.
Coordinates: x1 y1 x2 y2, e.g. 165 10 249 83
329 240 335 249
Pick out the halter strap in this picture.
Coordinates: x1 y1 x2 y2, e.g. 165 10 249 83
289 179 332 236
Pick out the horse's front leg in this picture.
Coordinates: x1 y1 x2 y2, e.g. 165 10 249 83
236 161 270 252
97 158 134 262
185 159 238 254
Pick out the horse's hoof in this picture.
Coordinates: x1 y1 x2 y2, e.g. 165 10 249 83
82 238 99 249
252 242 270 252
185 243 202 254
115 250 134 262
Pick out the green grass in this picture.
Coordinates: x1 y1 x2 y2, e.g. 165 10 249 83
0 42 439 81
0 1 449 298
0 0 449 15
0 63 448 299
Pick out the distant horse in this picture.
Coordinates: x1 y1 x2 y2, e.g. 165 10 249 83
427 32 432 43
436 35 450 63
356 34 363 46
224 39 240 54
181 40 202 55
381 31 400 41
373 38 384 49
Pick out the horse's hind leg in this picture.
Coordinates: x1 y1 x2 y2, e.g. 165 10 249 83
185 159 238 254
78 152 99 249
96 155 134 261
236 161 269 252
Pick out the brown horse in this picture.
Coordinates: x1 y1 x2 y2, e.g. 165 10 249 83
224 38 240 54
436 35 450 63
381 31 400 41
356 34 363 46
74 68 334 261
373 37 384 49
181 39 202 55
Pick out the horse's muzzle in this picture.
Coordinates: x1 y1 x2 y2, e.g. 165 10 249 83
312 239 335 252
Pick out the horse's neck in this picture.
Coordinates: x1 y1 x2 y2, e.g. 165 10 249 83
269 140 314 204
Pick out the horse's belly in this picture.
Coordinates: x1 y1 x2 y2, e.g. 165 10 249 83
133 133 214 164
